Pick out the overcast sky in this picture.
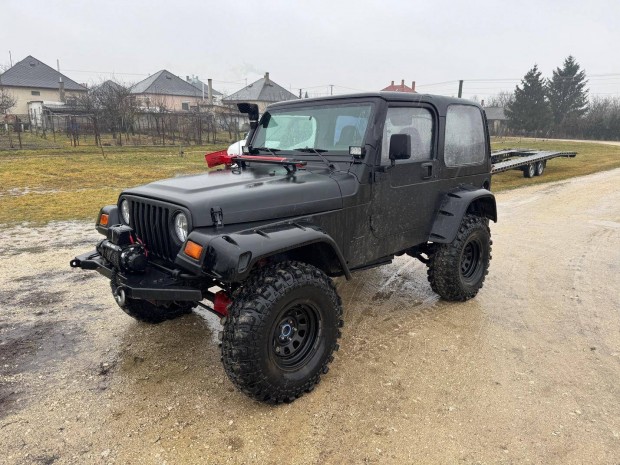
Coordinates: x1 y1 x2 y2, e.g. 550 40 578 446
2 0 618 101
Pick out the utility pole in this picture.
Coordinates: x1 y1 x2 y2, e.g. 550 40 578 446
458 80 463 98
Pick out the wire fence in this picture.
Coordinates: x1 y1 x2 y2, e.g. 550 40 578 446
1 109 248 150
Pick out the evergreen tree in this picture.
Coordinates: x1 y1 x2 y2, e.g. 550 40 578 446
547 55 589 127
505 65 551 134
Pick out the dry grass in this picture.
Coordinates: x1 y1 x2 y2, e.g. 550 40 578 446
0 144 226 225
1 138 618 226
490 137 620 191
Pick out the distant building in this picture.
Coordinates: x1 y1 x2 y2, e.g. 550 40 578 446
185 75 222 105
484 106 507 135
130 70 221 111
28 100 89 130
382 80 417 93
0 55 87 114
223 72 298 113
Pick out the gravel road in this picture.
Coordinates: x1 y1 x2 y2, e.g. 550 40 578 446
1 169 619 464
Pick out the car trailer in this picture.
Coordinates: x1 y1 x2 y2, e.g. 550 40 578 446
491 149 577 178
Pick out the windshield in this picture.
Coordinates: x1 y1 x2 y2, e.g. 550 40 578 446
251 103 373 153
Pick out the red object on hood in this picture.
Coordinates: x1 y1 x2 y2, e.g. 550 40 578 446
205 150 295 168
205 150 233 168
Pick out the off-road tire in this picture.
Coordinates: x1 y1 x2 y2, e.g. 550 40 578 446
427 214 491 301
221 261 343 403
110 278 195 324
524 163 536 178
535 160 546 176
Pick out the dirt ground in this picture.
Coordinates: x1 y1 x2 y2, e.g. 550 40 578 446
1 169 619 465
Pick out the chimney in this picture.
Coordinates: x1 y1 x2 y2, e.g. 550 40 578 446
59 80 65 103
207 78 213 105
411 81 416 92
264 72 271 84
391 80 394 86
481 99 485 107
186 75 190 82
57 59 65 103
401 79 405 88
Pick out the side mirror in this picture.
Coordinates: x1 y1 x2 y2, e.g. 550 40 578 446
389 134 411 161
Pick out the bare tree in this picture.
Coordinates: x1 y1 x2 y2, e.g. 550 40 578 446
149 96 171 145
487 91 514 108
0 86 16 115
77 85 103 146
96 81 137 146
218 110 241 141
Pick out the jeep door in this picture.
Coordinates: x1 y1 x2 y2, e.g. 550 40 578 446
370 104 440 252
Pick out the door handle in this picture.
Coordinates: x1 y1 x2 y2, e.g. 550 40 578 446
421 162 433 179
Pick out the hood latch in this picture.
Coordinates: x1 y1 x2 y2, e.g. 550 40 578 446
211 206 224 228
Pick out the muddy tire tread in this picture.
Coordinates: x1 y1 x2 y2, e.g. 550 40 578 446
427 214 492 301
221 260 342 404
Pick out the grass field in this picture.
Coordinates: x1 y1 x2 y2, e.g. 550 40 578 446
490 137 620 190
0 138 618 226
0 144 227 225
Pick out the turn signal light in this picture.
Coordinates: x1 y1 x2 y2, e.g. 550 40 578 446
184 240 203 260
99 213 109 226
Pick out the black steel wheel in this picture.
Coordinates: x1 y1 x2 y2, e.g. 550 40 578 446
535 160 546 176
524 163 536 178
271 302 320 370
427 214 492 301
221 261 343 403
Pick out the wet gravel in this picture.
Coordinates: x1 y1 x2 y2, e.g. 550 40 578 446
1 170 619 464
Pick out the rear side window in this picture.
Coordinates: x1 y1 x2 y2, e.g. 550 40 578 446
444 105 486 167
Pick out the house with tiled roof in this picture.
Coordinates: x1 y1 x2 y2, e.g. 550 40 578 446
0 55 87 114
382 80 417 93
223 72 298 113
131 70 222 111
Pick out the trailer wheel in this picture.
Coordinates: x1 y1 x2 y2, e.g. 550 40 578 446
524 163 536 178
427 214 491 301
535 160 546 176
221 261 342 403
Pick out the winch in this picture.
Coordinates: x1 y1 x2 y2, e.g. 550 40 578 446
96 224 147 273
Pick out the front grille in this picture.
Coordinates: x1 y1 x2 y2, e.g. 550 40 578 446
128 199 180 262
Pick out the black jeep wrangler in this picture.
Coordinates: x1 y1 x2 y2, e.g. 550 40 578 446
71 92 496 403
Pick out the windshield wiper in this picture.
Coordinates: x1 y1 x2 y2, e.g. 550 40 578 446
293 147 335 170
251 147 281 156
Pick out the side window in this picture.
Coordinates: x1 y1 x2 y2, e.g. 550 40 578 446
381 107 433 164
444 105 486 167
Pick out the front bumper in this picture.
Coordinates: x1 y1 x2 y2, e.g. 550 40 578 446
70 250 203 302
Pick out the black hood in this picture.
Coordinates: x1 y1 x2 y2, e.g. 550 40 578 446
122 165 346 227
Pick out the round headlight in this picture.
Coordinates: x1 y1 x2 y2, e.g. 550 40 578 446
120 200 130 224
174 212 189 242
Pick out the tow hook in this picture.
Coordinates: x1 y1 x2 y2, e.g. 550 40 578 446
113 286 127 308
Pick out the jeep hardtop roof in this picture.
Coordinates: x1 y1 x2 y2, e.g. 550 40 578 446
267 92 482 116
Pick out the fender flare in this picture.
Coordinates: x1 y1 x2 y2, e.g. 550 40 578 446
428 188 497 244
189 222 351 282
